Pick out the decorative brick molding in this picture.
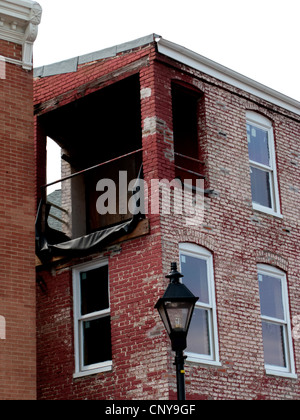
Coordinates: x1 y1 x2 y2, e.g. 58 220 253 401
174 227 215 251
256 250 289 272
0 0 42 70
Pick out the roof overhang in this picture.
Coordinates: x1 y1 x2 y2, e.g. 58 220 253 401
33 32 300 117
157 37 300 117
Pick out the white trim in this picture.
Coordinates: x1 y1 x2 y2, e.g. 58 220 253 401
0 0 42 70
258 264 296 378
72 258 112 377
73 362 112 379
179 243 220 366
1 56 23 67
246 111 272 128
246 111 281 217
157 38 300 117
186 357 222 367
252 203 283 219
265 369 297 380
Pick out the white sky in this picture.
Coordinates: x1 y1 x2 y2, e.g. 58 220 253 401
34 0 300 102
34 0 300 191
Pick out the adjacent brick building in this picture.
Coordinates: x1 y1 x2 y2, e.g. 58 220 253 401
0 0 42 400
34 34 300 399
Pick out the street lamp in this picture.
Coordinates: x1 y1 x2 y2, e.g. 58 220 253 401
155 262 198 401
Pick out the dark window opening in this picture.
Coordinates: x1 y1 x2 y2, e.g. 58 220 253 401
83 316 112 367
76 263 112 369
38 74 143 247
80 265 109 315
172 83 205 188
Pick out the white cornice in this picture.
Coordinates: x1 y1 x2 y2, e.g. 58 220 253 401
0 0 42 70
157 38 300 117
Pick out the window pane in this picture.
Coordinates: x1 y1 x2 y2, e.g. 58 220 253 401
83 316 112 367
258 273 284 320
262 321 286 368
247 123 270 166
250 166 272 208
181 254 209 304
80 265 109 315
187 308 210 356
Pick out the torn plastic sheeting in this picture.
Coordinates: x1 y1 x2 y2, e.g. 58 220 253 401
47 217 137 253
35 164 144 260
36 205 139 259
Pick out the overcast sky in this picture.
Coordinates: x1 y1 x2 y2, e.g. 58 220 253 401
34 0 300 102
33 0 300 191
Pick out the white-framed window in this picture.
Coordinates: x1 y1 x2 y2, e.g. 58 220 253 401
179 243 220 365
257 264 296 378
73 259 112 378
246 111 281 217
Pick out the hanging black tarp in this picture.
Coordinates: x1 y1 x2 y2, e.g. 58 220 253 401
35 200 140 261
35 165 144 262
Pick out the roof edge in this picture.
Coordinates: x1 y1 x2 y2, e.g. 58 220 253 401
157 38 300 117
34 33 160 78
33 33 300 117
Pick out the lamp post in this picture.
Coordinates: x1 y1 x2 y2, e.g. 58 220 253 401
155 262 198 401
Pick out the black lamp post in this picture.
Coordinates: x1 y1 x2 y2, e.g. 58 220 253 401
155 262 198 401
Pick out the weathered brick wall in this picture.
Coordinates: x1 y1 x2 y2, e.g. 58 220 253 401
152 54 300 399
34 42 300 400
36 238 169 400
35 43 171 400
0 40 36 400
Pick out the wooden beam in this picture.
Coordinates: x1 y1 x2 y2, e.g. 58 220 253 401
35 218 150 268
111 218 150 245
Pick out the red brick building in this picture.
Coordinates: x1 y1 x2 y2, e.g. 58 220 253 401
0 0 42 400
34 34 300 400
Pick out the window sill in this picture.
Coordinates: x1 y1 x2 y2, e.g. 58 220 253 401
186 355 222 367
73 363 112 379
265 368 297 380
252 204 283 219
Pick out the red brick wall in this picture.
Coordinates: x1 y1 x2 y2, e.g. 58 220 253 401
152 54 300 399
36 237 169 400
35 44 171 400
34 43 300 400
0 40 36 400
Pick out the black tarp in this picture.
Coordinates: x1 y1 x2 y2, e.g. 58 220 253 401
35 200 140 261
35 166 144 262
